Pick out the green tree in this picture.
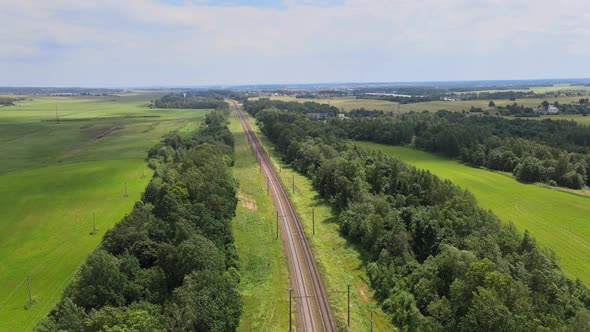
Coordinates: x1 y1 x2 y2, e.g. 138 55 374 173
166 270 242 332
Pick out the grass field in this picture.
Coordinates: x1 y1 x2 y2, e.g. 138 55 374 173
229 113 291 331
244 112 395 331
0 94 207 330
357 142 590 285
251 94 587 114
466 84 590 94
507 114 590 126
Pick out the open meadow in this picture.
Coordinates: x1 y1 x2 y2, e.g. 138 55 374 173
357 142 590 285
0 93 207 330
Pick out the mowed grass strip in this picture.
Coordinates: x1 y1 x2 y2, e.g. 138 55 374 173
357 142 590 285
0 94 208 330
229 113 291 331
244 112 395 331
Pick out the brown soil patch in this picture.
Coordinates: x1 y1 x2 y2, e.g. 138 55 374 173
238 192 256 211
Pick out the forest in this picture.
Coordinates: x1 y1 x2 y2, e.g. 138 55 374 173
36 110 242 331
248 106 590 331
332 111 590 189
243 98 339 116
151 92 229 109
497 101 590 116
243 99 590 189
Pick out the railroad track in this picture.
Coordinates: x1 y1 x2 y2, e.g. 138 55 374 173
232 101 337 331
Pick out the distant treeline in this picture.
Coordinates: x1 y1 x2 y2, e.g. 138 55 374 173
243 98 339 116
37 109 242 331
151 92 230 109
497 101 590 116
250 108 590 331
0 97 17 106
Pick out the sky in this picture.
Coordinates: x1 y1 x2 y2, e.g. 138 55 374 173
0 0 589 87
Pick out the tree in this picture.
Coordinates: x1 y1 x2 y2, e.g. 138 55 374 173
514 157 544 183
489 100 496 107
35 298 86 332
166 270 242 332
67 250 127 309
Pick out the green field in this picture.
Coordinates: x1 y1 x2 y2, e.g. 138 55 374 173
228 113 291 331
509 114 590 126
0 94 207 330
245 112 395 331
357 142 590 285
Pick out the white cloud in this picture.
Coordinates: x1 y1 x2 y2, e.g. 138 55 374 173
0 0 588 86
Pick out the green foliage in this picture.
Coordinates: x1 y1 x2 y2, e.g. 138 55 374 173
251 107 590 331
166 270 242 331
37 110 241 331
151 92 229 109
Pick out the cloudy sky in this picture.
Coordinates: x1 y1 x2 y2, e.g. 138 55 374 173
1 0 589 87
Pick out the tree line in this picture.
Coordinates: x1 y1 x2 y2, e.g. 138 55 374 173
0 97 17 106
314 110 590 189
243 98 339 116
37 109 242 331
150 92 229 109
243 99 590 188
249 107 590 331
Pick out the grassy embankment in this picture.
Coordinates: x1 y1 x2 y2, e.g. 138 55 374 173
357 142 590 285
228 113 291 331
0 93 207 330
243 111 395 331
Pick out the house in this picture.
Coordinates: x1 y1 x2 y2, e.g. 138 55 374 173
533 105 559 114
547 105 559 114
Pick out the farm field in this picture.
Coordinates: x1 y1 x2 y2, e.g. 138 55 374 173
457 84 590 94
357 142 590 285
251 95 586 113
0 94 207 330
507 115 590 126
228 113 291 331
244 112 395 331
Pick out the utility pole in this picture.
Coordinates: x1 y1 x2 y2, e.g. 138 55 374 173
276 211 279 239
289 289 293 332
55 105 59 123
26 275 33 303
92 211 96 234
347 285 351 327
292 174 295 194
266 177 269 196
124 182 128 197
312 208 315 235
